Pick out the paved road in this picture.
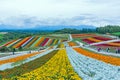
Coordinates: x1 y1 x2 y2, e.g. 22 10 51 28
69 34 73 41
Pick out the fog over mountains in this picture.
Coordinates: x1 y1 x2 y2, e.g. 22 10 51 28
0 24 96 30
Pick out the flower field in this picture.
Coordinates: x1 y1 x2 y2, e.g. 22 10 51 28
1 36 63 49
80 35 120 47
0 33 120 80
82 36 112 44
94 41 120 47
72 34 97 38
71 34 120 48
69 42 120 66
65 43 120 80
0 50 58 79
0 51 43 65
6 44 81 80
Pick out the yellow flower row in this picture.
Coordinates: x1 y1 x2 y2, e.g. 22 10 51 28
8 44 82 80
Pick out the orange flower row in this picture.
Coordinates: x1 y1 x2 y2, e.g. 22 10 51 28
25 36 39 48
87 37 120 46
68 42 120 66
46 39 52 46
4 40 17 46
0 51 43 65
107 42 120 47
87 37 102 42
13 37 31 48
35 37 45 47
72 34 97 38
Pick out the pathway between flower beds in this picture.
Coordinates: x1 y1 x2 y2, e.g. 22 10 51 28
90 39 120 46
69 42 120 66
9 44 82 80
65 43 120 80
76 41 120 57
0 50 58 79
0 51 44 65
0 51 36 60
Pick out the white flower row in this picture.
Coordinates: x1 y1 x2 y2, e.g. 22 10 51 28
65 43 120 80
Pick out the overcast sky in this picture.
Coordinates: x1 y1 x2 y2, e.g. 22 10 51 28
0 0 120 28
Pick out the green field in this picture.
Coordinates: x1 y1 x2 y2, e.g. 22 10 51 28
112 32 120 36
0 34 5 46
0 34 3 39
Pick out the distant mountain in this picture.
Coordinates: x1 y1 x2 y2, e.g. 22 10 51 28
34 25 96 30
0 24 96 30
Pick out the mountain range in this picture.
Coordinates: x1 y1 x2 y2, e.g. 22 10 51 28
0 24 96 30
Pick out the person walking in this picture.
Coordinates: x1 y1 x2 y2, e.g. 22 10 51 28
118 48 120 53
115 48 120 54
106 48 110 52
98 48 101 52
12 48 15 55
29 50 31 53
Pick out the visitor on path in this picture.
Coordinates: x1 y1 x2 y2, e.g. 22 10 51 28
98 48 101 52
118 48 120 53
12 48 15 55
116 48 120 53
106 48 110 52
29 51 31 53
116 48 118 53
13 51 15 55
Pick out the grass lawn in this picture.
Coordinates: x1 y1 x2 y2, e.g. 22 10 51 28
0 34 3 39
0 34 5 46
112 32 120 36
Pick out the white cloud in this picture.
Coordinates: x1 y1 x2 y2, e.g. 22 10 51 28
0 0 120 28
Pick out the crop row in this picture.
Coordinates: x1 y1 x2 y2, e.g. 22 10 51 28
2 36 61 49
82 37 120 47
72 34 97 38
68 42 120 66
0 51 43 65
0 50 58 79
65 43 120 80
82 36 112 44
10 44 81 80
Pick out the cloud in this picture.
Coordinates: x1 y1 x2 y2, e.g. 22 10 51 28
0 0 120 28
0 14 120 29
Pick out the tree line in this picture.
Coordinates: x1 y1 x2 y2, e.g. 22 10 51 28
96 25 120 34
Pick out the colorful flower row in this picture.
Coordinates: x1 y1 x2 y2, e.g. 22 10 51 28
3 40 17 47
82 36 120 47
95 42 120 47
82 36 112 44
0 51 43 65
10 44 81 80
2 36 62 49
65 43 120 80
25 36 39 48
0 49 57 79
46 39 53 46
21 37 34 47
72 34 97 38
35 37 45 47
40 38 49 47
82 39 96 44
6 39 22 48
93 36 112 41
68 42 120 66
13 37 31 48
